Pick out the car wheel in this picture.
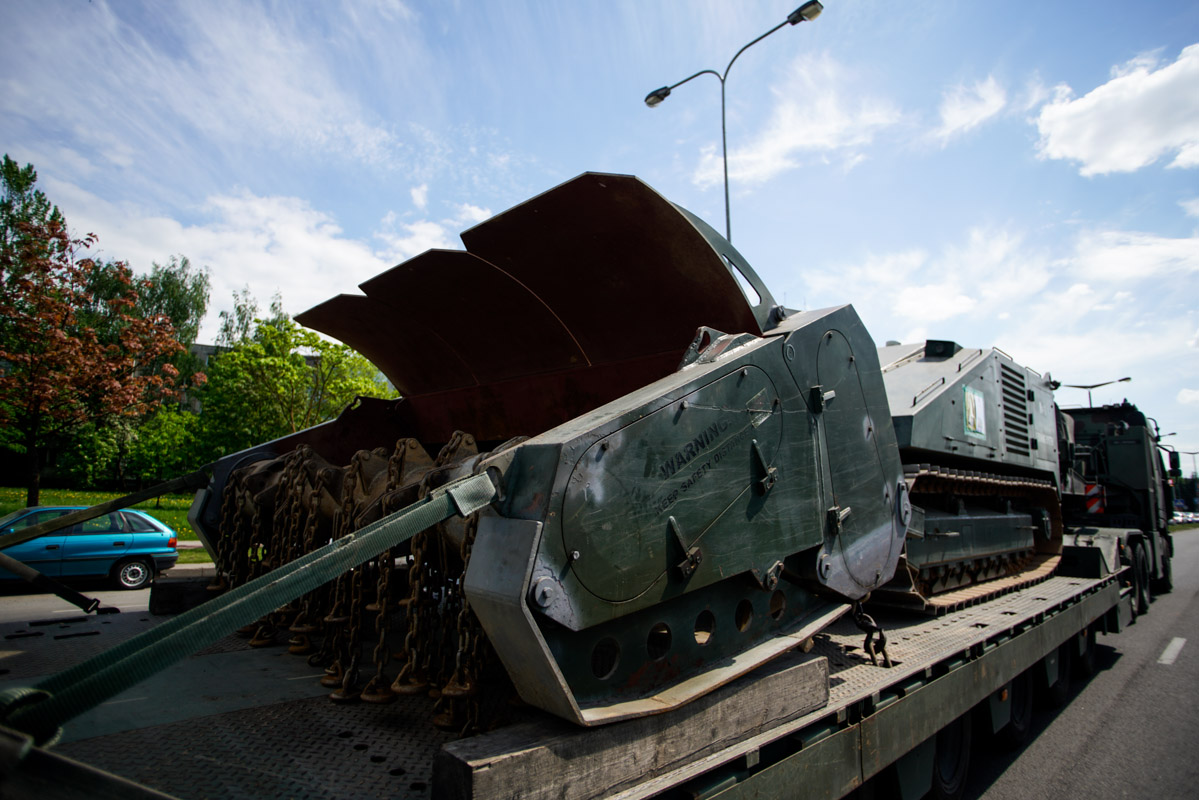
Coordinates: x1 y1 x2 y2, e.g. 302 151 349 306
114 558 153 590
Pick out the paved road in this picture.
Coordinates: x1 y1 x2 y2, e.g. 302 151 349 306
967 528 1199 800
0 580 150 623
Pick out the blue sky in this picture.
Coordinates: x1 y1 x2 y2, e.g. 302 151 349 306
3 0 1199 462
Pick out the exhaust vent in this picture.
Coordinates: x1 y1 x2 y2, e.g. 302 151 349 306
1000 362 1031 457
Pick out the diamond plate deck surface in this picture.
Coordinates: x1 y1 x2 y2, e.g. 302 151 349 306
58 693 457 799
12 574 1109 799
817 574 1104 704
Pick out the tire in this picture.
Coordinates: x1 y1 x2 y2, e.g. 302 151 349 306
928 711 972 800
113 558 154 590
1126 544 1141 622
1134 543 1151 615
1074 625 1097 680
1153 547 1173 595
1042 641 1073 708
996 669 1034 750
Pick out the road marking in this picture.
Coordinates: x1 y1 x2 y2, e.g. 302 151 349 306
102 696 148 706
1158 637 1187 665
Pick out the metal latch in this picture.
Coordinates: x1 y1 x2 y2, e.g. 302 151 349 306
827 505 852 536
808 385 836 412
669 516 702 579
751 439 778 493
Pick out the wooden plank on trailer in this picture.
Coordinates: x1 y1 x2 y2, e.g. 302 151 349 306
434 654 829 800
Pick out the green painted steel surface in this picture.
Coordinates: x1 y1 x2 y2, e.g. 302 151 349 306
563 365 784 603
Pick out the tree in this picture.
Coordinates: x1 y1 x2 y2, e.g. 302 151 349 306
82 254 212 401
198 291 394 459
0 156 186 505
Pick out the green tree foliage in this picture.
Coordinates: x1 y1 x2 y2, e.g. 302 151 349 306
126 408 204 483
0 156 186 505
198 291 394 459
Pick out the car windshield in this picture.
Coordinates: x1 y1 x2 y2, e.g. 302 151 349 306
0 508 71 535
0 510 29 530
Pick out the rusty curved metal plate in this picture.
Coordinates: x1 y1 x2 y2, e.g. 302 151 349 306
297 294 477 395
359 249 589 383
297 172 771 440
460 172 764 364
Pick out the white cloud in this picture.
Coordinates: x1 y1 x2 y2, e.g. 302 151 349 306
44 177 392 343
1072 229 1199 281
1182 198 1199 218
1180 389 1199 405
455 203 491 226
375 215 456 263
411 184 429 210
0 2 420 180
1034 44 1199 175
693 52 901 189
932 76 1007 145
1018 75 1051 113
373 202 491 262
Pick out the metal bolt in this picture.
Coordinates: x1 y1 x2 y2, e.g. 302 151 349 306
570 550 581 561
533 577 556 607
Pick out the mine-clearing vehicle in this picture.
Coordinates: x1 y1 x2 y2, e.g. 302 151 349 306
0 173 1176 800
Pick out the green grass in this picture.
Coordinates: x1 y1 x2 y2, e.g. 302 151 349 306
176 548 213 563
0 486 200 540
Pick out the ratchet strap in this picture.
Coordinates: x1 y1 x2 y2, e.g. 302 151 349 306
0 470 499 745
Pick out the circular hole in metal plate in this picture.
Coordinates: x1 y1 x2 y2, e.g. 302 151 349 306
591 637 620 680
735 599 754 632
769 590 786 620
647 622 672 661
694 610 715 646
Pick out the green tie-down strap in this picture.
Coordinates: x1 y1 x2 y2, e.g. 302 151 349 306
0 470 499 746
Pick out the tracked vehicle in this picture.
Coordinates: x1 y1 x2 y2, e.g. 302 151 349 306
0 173 1174 800
183 173 1077 728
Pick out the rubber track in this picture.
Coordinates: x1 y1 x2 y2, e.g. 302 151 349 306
875 464 1065 615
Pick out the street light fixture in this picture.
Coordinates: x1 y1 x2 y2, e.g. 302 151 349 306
1062 376 1131 407
643 1 823 242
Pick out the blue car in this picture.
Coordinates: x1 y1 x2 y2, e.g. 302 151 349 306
0 506 179 590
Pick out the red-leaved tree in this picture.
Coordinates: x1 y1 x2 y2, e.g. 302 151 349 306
0 214 184 505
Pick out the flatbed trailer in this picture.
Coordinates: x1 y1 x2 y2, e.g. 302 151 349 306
5 546 1129 800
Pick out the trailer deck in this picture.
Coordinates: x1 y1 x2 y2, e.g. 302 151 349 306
1 568 1124 800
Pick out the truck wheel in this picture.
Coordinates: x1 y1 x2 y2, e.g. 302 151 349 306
113 558 154 590
996 670 1034 750
1042 641 1073 708
1125 545 1141 622
1074 625 1097 679
1153 549 1173 595
1133 543 1151 615
928 711 971 800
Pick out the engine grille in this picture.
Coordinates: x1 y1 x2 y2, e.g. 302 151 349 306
1000 362 1031 457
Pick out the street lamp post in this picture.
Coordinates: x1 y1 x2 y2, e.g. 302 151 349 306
1062 376 1131 407
643 1 823 243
